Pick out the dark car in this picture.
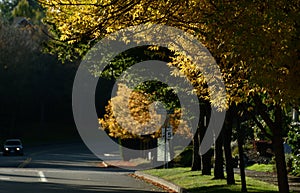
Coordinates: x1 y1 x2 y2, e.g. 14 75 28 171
3 139 24 156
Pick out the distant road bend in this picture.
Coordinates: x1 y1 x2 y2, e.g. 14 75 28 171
0 142 165 193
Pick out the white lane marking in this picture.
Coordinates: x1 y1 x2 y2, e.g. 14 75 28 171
38 171 48 182
104 153 119 157
0 177 11 181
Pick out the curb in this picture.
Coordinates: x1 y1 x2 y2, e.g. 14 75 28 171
134 171 189 193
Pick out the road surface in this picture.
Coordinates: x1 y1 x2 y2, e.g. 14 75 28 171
0 142 166 193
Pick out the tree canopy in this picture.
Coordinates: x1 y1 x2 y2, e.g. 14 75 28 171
39 0 299 107
99 83 191 139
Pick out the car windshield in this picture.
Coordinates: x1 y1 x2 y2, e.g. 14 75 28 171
5 141 21 145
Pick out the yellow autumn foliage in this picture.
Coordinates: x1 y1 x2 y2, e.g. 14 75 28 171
99 83 192 139
39 0 299 106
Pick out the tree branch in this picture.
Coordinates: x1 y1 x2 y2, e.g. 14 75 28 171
253 95 276 130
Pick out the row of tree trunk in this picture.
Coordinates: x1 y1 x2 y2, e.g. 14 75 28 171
191 101 290 193
191 104 235 185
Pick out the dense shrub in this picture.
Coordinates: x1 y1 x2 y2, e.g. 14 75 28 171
287 125 300 176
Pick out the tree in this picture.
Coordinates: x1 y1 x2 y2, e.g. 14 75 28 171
0 0 18 23
38 0 299 100
235 105 247 192
0 14 77 140
199 101 213 175
191 127 201 171
0 0 44 24
223 108 235 185
213 128 225 179
39 1 299 192
12 0 44 24
99 83 192 161
99 83 192 138
288 120 300 176
12 0 35 19
0 18 42 73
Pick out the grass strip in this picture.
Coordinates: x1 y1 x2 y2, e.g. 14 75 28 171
142 167 278 193
246 164 275 173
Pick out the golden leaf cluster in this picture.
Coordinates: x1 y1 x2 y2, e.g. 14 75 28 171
99 83 192 139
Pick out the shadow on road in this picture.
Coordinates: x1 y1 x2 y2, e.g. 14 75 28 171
0 180 163 193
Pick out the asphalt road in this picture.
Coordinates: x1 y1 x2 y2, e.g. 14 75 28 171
0 142 166 193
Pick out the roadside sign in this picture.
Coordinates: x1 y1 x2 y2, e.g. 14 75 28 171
161 127 173 140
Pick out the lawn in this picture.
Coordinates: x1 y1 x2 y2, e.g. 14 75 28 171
142 167 278 193
246 163 275 173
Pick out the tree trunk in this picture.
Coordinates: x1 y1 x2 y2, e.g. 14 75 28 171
254 98 290 193
191 127 201 171
272 105 289 193
200 102 212 175
202 149 212 175
237 116 247 192
223 109 235 185
214 129 225 179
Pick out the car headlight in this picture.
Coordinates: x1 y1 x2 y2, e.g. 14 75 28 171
16 147 20 151
5 148 9 151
